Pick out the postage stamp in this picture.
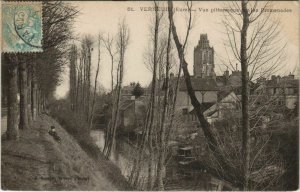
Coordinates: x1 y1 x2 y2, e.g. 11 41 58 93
2 2 43 52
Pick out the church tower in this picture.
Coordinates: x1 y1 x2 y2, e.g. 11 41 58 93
194 34 215 78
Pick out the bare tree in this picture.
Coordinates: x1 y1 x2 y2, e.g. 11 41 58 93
101 34 117 92
69 44 78 111
240 1 251 189
220 1 287 189
80 36 93 120
155 10 172 190
220 1 286 81
100 34 117 150
89 34 102 129
27 65 32 124
104 18 130 158
31 60 37 121
128 2 163 189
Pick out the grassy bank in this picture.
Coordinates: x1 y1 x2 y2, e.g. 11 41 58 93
50 106 132 190
1 114 132 190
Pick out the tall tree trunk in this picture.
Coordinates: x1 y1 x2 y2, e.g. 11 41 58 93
87 51 91 119
6 55 19 140
106 58 123 158
241 0 250 189
131 4 159 189
37 89 41 115
103 50 115 156
31 65 37 121
156 17 172 190
111 56 114 92
19 59 29 129
82 54 86 118
89 36 101 129
128 103 151 186
146 2 159 189
105 21 129 159
69 45 77 111
168 1 242 187
75 66 80 112
27 66 32 124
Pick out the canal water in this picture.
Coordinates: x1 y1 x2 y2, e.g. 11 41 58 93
90 129 223 190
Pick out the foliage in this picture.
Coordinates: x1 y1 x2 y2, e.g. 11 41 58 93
131 82 144 98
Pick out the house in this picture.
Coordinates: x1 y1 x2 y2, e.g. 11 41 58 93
203 91 239 124
216 68 256 96
254 74 299 109
118 97 147 133
121 82 136 100
174 77 219 111
181 91 239 124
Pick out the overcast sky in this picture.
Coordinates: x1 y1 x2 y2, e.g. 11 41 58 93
55 1 299 98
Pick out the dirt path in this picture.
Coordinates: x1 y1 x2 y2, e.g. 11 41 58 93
1 114 122 190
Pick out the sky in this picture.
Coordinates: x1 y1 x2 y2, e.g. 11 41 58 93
55 1 299 98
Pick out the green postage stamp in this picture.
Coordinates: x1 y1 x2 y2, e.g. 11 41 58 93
2 1 43 52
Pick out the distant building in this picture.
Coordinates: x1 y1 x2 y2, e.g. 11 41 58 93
118 97 147 133
254 74 299 109
203 91 239 123
194 34 215 78
170 34 219 113
180 91 239 124
216 68 253 95
121 82 136 100
173 77 219 111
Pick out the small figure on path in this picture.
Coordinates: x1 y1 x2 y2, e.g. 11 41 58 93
48 126 61 143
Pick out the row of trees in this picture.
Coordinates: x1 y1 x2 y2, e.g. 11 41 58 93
128 1 183 190
67 19 130 158
3 2 78 140
68 35 96 128
103 20 130 158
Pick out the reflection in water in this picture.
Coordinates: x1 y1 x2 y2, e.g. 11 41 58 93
91 130 225 190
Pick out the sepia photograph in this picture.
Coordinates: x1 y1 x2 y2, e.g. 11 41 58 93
1 0 299 191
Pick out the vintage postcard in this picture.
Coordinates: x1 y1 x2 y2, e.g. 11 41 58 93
1 0 299 191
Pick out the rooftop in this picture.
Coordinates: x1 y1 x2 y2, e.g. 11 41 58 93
179 77 219 91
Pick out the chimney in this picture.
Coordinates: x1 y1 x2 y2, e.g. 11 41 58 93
223 69 229 85
271 75 276 81
289 73 295 79
224 69 229 79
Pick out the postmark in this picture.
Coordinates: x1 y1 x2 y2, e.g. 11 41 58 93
2 2 43 53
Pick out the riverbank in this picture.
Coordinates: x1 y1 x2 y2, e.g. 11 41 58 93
1 114 131 190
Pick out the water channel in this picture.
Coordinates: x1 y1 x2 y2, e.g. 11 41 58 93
90 129 226 190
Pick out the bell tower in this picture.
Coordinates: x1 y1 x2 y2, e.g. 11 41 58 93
194 34 215 78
